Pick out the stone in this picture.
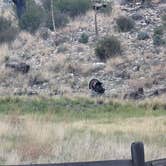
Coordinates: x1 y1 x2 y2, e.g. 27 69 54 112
5 61 30 74
124 87 145 100
115 71 130 79
132 13 143 20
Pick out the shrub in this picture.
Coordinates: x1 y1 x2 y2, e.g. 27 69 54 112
45 11 69 30
161 14 166 27
95 36 121 61
43 0 90 18
79 33 89 44
154 26 164 36
0 17 18 44
153 35 165 46
162 14 166 23
116 16 135 32
137 31 149 40
18 0 44 33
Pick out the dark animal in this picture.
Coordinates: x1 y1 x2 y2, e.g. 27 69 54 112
89 79 105 94
6 62 30 74
12 0 26 18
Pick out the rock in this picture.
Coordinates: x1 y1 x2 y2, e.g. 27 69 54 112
5 61 30 74
114 71 130 79
124 87 145 100
149 88 166 97
132 13 143 20
92 62 105 71
132 65 140 72
27 90 38 96
29 74 48 87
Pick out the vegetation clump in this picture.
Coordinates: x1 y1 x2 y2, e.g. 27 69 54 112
0 17 18 44
43 0 90 18
137 31 149 40
79 33 89 44
45 11 69 30
95 36 122 61
116 16 135 32
154 26 164 36
153 25 165 46
153 35 165 46
18 0 44 33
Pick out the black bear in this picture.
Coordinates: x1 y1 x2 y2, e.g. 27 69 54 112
89 79 105 94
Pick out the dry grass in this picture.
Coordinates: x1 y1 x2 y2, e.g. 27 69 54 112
0 112 165 165
0 44 10 64
105 57 125 73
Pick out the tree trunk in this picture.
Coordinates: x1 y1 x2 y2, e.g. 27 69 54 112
51 0 56 32
94 11 98 38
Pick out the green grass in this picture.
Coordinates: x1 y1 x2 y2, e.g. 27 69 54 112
0 97 165 164
0 97 165 121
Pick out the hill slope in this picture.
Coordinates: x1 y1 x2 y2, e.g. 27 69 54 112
0 0 165 100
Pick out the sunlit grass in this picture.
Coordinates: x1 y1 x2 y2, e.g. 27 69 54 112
0 97 165 164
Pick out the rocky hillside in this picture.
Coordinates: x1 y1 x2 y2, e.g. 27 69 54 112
0 0 165 100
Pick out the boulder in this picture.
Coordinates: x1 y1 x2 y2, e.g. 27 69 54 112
5 61 30 74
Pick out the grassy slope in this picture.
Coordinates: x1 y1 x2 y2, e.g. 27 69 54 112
0 97 165 164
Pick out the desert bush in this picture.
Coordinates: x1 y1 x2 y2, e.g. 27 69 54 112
153 35 165 46
161 14 166 28
45 11 69 30
0 17 18 44
137 31 149 40
116 16 135 32
95 36 122 61
18 0 44 33
43 0 90 18
162 14 166 23
154 26 164 36
79 33 89 44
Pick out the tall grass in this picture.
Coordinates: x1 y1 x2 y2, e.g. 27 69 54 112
0 97 165 164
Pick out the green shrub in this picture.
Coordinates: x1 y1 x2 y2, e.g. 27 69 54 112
19 0 44 33
79 33 89 44
161 14 166 28
0 17 18 44
137 31 149 40
43 0 90 18
95 36 121 61
116 16 135 32
154 26 164 36
153 35 165 46
161 14 166 22
45 11 69 30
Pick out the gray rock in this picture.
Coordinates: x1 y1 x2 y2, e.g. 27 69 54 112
124 87 145 100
